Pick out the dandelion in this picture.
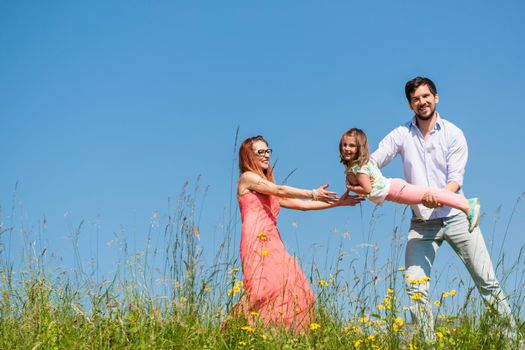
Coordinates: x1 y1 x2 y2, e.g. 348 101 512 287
358 316 369 323
228 281 243 296
435 331 444 339
257 231 268 241
354 339 363 348
393 317 404 332
433 300 441 307
260 250 269 257
309 322 321 331
387 288 395 294
411 292 422 300
449 289 457 296
441 291 450 298
408 279 419 285
250 311 259 316
239 341 247 346
398 267 406 271
376 304 385 310
345 325 360 333
367 335 376 341
204 285 211 292
241 325 255 333
395 317 404 326
318 279 328 288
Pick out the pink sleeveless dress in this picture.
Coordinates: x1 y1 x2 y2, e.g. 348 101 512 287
236 191 314 332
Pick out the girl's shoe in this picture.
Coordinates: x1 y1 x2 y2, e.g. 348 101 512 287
468 198 480 233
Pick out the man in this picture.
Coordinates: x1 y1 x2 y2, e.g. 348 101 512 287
371 77 517 342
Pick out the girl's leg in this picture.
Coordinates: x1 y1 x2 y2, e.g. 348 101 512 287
386 178 469 213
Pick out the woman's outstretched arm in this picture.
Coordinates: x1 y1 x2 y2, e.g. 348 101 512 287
279 190 363 211
238 171 338 203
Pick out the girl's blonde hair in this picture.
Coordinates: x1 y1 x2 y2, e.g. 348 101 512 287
339 128 370 167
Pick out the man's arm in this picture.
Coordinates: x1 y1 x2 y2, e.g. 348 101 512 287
422 127 468 208
370 127 404 169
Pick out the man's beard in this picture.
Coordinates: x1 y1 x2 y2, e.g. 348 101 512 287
415 106 436 121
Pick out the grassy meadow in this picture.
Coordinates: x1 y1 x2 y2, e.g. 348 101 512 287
0 183 524 350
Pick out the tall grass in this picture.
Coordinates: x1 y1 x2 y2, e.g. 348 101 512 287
0 186 524 349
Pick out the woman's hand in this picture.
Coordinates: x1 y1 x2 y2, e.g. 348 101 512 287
313 184 339 203
337 190 364 206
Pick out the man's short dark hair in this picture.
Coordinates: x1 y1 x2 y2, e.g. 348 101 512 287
405 77 437 102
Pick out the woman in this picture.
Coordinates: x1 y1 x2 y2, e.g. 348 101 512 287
234 135 361 332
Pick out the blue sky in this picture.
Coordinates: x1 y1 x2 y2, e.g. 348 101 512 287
1 1 525 308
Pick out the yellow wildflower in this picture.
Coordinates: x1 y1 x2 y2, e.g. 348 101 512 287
435 331 443 339
411 292 422 300
228 285 241 296
376 304 385 310
367 335 376 341
358 316 369 323
260 250 269 257
239 340 247 346
354 339 363 348
257 231 268 241
228 267 239 274
204 285 211 292
393 317 404 332
438 314 445 319
398 267 406 271
318 279 328 288
250 311 259 316
241 325 255 333
260 334 268 340
309 322 321 331
387 288 395 294
441 291 450 298
403 306 410 311
433 300 441 307
449 289 457 296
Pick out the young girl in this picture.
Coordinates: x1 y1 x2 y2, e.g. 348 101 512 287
339 128 480 232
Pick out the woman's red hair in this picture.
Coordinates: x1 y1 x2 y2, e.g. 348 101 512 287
239 135 275 182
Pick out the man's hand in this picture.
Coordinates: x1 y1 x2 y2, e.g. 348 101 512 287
422 191 442 208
